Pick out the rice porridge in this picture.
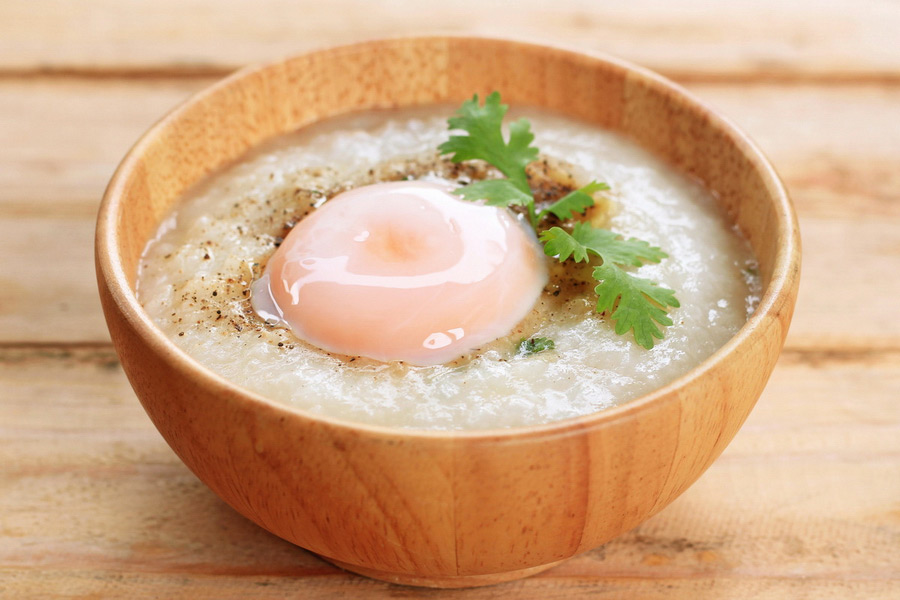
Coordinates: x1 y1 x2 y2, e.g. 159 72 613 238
137 107 760 430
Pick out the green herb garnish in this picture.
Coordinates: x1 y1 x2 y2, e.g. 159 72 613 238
517 336 556 356
439 92 679 349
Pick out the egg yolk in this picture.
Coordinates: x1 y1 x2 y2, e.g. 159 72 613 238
251 180 547 365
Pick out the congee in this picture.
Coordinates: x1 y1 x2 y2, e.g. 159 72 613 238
137 104 760 430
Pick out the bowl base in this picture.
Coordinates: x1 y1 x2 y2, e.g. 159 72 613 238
321 556 565 588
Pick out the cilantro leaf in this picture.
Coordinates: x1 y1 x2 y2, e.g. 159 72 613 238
517 336 556 356
539 226 593 263
538 181 609 221
592 264 680 349
454 179 533 209
438 92 538 194
539 222 667 266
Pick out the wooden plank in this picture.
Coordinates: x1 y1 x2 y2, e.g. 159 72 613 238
1 81 898 344
0 216 108 344
1 572 896 600
2 347 898 597
786 217 900 349
694 84 900 220
0 79 212 214
4 81 898 214
1 0 898 79
0 79 210 344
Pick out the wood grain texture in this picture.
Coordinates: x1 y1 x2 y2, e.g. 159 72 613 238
1 0 898 80
1 0 897 595
2 348 898 597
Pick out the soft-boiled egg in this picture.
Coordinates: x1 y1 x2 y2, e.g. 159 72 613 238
251 180 547 365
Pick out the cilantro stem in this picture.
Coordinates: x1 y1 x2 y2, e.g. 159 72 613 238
527 203 539 229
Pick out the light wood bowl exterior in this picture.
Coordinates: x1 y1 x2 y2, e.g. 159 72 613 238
95 37 800 588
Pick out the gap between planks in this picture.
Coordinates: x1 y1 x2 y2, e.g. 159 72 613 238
1 66 900 87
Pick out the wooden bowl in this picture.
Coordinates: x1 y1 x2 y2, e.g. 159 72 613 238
95 37 800 588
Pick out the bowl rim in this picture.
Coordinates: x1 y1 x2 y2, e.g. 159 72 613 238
96 34 800 441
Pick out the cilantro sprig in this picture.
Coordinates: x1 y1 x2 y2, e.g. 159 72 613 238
439 92 679 349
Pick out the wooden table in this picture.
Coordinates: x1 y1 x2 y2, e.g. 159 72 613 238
2 2 898 598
